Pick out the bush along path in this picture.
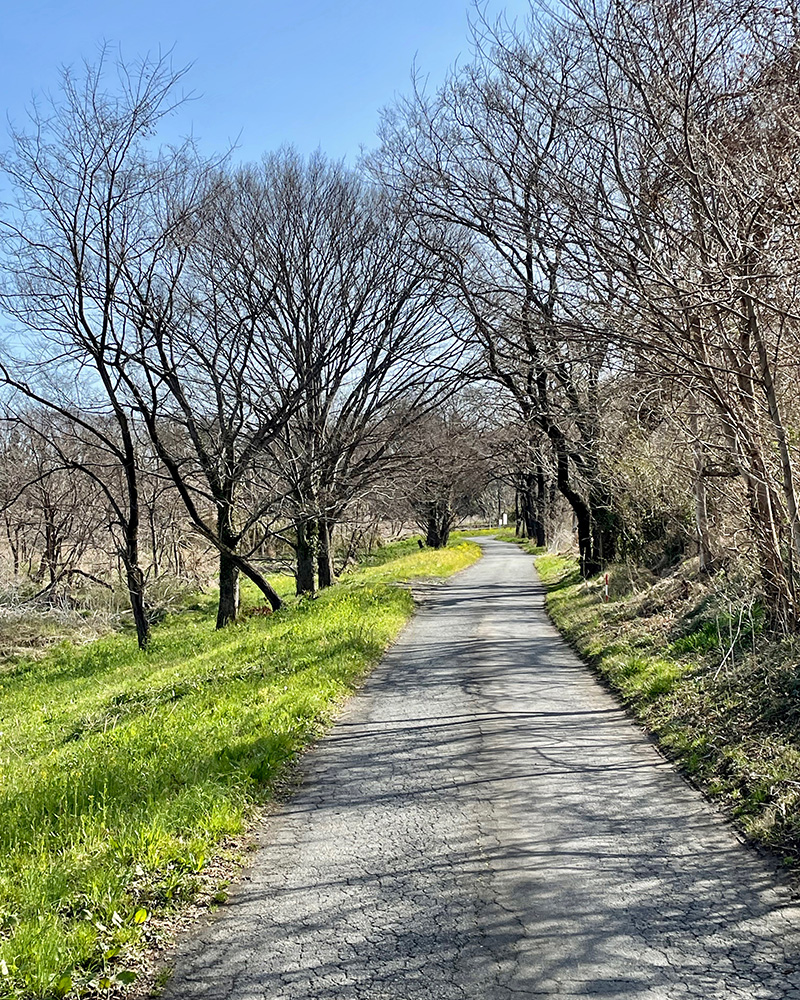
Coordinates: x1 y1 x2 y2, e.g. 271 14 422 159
535 552 800 866
0 540 480 1000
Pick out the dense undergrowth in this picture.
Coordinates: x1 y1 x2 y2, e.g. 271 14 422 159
0 540 480 1000
535 552 800 867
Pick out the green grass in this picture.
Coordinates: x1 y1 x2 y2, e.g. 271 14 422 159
0 541 480 999
534 553 581 586
536 555 692 705
535 553 800 865
355 541 479 584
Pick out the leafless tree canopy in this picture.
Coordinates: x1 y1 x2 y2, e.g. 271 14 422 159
3 6 800 631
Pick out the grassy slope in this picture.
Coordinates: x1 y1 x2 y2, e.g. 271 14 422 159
536 553 800 868
0 541 480 999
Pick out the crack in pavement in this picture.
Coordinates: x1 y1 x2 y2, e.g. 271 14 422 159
162 539 800 998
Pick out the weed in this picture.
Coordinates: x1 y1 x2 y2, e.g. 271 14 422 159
149 966 173 997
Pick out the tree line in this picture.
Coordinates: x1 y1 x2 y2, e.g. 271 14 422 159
376 0 800 628
2 0 799 641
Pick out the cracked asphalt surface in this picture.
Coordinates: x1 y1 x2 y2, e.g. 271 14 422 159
162 538 800 999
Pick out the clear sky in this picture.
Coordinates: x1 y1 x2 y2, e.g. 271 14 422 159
1 0 532 166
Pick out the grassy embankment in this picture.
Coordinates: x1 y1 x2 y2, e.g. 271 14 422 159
0 539 480 1000
534 552 800 866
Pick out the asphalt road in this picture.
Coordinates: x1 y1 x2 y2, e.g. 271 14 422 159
162 538 800 999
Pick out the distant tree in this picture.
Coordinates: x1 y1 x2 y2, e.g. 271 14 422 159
396 408 490 548
0 416 106 592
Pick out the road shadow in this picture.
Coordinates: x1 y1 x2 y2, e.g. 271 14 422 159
160 539 800 1000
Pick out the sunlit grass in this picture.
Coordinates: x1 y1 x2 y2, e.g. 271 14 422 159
536 551 800 865
0 540 480 999
355 540 479 584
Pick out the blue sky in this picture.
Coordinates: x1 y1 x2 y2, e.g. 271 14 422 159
2 0 532 166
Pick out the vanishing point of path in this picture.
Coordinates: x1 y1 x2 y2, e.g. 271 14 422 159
162 539 800 999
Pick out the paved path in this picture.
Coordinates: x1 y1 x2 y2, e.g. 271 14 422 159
162 539 800 999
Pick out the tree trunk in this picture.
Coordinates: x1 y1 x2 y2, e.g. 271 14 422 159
748 293 800 579
214 508 283 624
148 505 161 578
519 470 547 547
217 551 240 628
426 508 439 547
535 466 547 546
689 410 714 573
693 469 714 573
549 431 597 576
5 518 21 578
234 556 283 611
123 555 149 650
188 521 283 614
42 502 59 589
576 505 596 578
116 410 151 648
744 458 795 630
317 518 336 589
118 453 150 648
425 500 451 548
296 519 317 596
216 507 241 628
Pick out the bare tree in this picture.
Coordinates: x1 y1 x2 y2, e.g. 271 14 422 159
0 415 111 594
398 407 491 547
239 151 463 594
126 150 464 603
373 15 620 575
0 49 194 647
562 0 800 623
114 164 289 626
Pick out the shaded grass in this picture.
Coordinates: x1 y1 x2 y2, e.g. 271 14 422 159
536 554 800 866
0 541 480 999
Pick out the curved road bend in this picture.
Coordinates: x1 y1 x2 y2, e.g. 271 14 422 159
162 538 800 1000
